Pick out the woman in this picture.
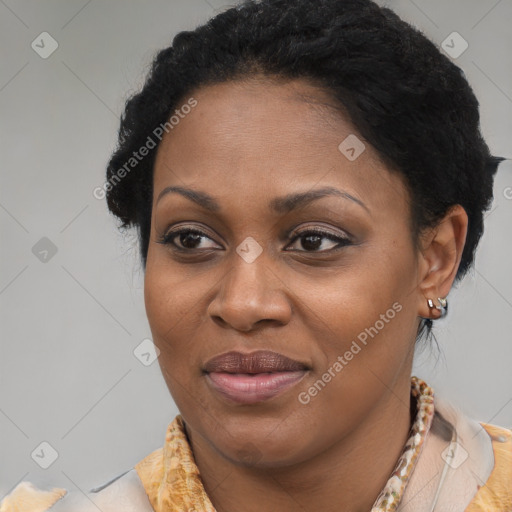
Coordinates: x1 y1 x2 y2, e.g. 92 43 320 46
2 0 510 510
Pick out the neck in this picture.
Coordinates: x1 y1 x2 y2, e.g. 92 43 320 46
188 375 414 512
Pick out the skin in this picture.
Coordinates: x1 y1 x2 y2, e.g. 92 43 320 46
144 76 468 512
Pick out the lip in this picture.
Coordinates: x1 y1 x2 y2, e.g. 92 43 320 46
204 350 308 374
203 350 309 404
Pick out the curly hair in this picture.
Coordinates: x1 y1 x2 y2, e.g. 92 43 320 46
105 0 502 340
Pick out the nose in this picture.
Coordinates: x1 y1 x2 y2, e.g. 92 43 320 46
207 249 292 332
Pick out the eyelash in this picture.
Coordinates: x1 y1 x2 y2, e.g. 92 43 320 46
157 227 352 253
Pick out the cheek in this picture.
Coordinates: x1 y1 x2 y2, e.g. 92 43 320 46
295 301 414 435
144 267 205 410
144 256 197 334
143 257 217 396
144 264 193 369
300 246 416 376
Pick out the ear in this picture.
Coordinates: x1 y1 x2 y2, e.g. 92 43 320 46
416 205 468 320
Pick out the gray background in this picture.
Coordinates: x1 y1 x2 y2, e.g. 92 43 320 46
1 0 511 498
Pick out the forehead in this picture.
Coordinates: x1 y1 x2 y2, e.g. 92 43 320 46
152 77 408 214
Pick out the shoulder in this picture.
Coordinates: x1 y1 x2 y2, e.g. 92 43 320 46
435 398 512 510
466 422 512 511
400 397 512 511
0 481 66 512
0 469 154 512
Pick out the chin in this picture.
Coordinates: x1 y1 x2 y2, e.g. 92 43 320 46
201 411 317 468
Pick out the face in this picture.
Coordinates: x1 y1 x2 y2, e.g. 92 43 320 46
144 77 423 468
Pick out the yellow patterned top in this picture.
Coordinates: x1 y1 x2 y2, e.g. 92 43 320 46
133 413 512 512
1 377 511 511
465 423 512 511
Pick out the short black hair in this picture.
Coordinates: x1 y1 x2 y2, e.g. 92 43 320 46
105 0 502 340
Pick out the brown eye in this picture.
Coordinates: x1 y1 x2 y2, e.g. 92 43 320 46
286 229 352 252
158 228 222 251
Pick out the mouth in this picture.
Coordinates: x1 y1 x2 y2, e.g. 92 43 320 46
203 350 309 404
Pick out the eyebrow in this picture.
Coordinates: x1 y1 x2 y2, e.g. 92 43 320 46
155 185 369 214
